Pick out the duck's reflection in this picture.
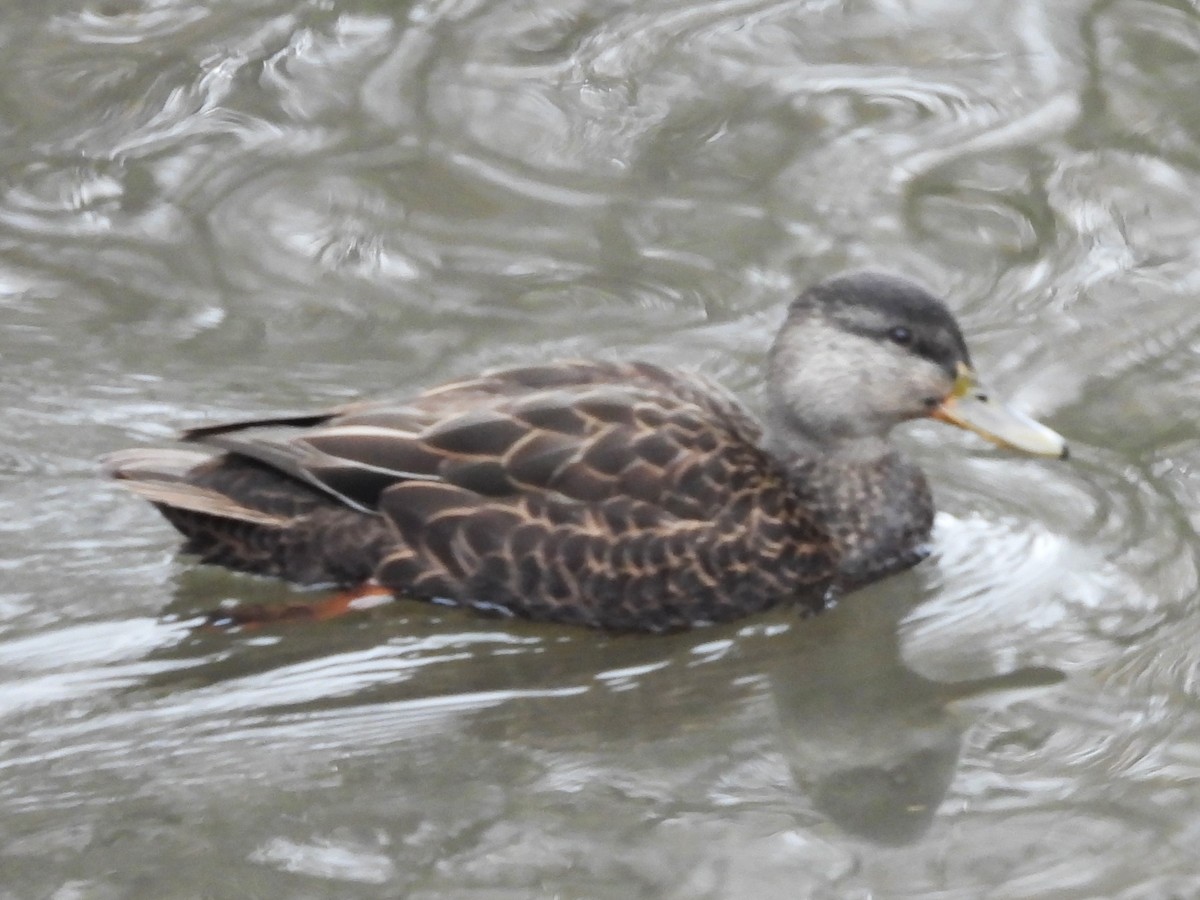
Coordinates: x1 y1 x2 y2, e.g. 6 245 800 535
141 567 1062 846
759 578 1062 844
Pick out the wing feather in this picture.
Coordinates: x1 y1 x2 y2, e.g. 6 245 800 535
176 362 769 520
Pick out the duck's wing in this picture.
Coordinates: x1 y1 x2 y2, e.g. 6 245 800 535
180 361 768 518
182 360 759 439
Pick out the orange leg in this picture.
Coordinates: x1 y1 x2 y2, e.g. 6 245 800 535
203 582 394 630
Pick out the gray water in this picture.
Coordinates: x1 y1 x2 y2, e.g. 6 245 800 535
3 0 1200 897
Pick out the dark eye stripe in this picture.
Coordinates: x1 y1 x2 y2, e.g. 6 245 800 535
840 321 960 376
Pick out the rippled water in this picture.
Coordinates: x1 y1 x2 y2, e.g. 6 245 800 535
3 0 1200 896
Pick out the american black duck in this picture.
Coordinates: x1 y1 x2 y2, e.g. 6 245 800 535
104 272 1067 631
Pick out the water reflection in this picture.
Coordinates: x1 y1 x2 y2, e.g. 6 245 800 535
765 581 1064 845
0 565 1060 855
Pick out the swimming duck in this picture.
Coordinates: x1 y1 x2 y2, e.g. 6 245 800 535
104 272 1067 631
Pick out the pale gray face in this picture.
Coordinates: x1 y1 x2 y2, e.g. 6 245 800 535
766 272 972 449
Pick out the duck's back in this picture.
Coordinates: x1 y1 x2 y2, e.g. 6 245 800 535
106 361 839 630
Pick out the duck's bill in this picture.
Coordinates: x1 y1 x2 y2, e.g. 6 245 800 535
932 366 1068 459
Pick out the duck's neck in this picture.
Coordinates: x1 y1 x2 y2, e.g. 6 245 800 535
767 430 935 590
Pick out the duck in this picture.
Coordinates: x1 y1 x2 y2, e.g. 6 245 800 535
103 271 1067 632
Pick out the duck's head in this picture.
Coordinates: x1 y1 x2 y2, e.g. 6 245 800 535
766 271 1067 460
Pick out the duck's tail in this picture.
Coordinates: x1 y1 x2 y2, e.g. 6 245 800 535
102 448 291 527
102 447 390 586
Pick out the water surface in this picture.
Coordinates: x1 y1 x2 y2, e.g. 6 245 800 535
3 0 1200 897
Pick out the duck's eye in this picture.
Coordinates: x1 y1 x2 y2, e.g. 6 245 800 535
887 326 914 346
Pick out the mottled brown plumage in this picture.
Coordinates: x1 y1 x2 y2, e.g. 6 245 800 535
104 272 1067 631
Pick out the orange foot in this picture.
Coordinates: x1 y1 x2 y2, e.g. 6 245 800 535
203 583 393 630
